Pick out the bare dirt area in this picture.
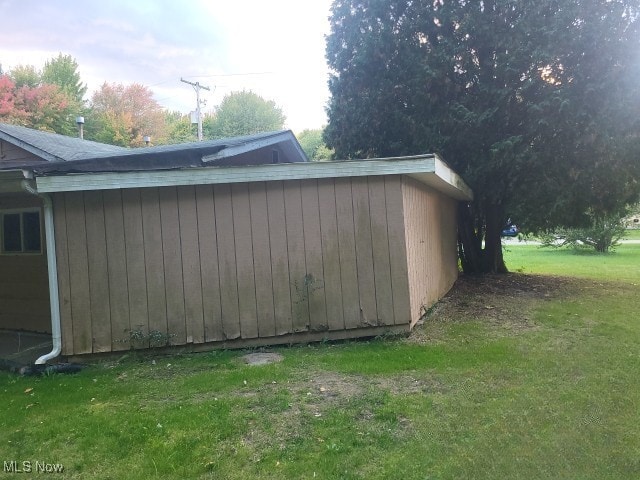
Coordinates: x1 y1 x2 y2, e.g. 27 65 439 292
411 273 586 343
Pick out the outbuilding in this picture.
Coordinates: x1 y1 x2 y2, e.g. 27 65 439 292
0 123 472 363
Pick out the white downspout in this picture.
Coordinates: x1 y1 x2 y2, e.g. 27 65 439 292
21 180 62 364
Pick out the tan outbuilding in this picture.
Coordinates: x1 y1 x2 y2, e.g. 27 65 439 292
0 123 472 362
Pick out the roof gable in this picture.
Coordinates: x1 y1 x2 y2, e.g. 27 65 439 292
0 123 128 164
0 138 49 169
0 123 308 173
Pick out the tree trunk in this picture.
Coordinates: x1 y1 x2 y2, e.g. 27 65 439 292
483 203 508 273
457 202 508 274
457 203 483 273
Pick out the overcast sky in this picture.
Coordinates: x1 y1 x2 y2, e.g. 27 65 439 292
0 0 333 133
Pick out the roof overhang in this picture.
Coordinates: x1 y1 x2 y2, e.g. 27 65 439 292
0 169 33 194
34 154 473 201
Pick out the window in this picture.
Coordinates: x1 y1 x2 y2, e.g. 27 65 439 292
1 210 42 254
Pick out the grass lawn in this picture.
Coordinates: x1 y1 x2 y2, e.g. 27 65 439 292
505 242 640 283
624 228 640 240
1 245 639 479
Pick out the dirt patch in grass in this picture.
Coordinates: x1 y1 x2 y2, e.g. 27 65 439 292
288 371 449 405
238 371 422 453
411 273 589 343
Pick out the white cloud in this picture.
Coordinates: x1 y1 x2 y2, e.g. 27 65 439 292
0 0 332 132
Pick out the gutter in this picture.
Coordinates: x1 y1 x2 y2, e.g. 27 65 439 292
21 180 62 364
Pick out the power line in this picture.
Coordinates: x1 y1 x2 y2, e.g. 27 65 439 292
187 71 274 78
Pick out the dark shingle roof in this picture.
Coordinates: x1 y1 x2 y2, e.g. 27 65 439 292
0 123 129 162
0 123 308 174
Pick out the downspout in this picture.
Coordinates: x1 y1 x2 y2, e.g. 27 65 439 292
21 180 62 364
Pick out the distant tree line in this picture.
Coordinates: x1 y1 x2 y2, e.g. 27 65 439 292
0 53 331 154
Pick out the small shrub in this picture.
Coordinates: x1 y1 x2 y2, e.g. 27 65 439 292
540 215 627 253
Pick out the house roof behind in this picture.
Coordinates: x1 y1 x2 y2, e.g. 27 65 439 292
0 123 129 163
0 123 308 173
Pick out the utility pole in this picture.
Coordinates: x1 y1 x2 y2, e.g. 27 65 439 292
180 78 211 141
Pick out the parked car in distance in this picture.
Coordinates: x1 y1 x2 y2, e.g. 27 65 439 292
501 224 519 237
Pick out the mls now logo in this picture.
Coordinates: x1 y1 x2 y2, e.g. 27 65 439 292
4 460 64 473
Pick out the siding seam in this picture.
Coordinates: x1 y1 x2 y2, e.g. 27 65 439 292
60 194 74 352
193 186 206 343
247 183 260 338
264 182 277 338
332 179 345 331
349 178 362 326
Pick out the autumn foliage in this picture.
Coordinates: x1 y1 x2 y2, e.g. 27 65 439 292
0 75 72 132
0 54 288 147
87 82 168 147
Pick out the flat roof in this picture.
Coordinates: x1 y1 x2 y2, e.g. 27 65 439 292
35 154 473 201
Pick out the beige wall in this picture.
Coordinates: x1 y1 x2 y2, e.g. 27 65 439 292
402 177 459 327
52 176 415 356
0 195 50 333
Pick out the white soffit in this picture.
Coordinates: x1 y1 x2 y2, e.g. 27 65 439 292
0 169 32 194
35 154 473 201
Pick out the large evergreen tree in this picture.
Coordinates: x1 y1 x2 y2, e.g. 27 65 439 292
325 0 640 273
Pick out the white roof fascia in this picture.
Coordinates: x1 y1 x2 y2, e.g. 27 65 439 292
408 155 473 201
35 154 473 201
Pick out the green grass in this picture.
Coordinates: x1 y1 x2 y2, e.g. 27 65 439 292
624 228 640 240
504 243 640 282
2 245 640 479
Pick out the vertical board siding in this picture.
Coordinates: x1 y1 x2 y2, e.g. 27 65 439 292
334 178 360 329
439 197 459 293
214 184 241 340
249 182 276 338
52 193 73 354
351 177 378 327
140 188 167 347
283 180 309 332
317 179 344 331
401 177 459 326
121 189 149 347
195 185 224 342
367 178 394 326
266 181 293 335
384 176 412 325
232 183 259 338
402 179 429 323
102 190 130 351
64 192 93 354
300 179 328 333
54 173 456 355
159 187 186 345
84 191 112 352
177 186 205 344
